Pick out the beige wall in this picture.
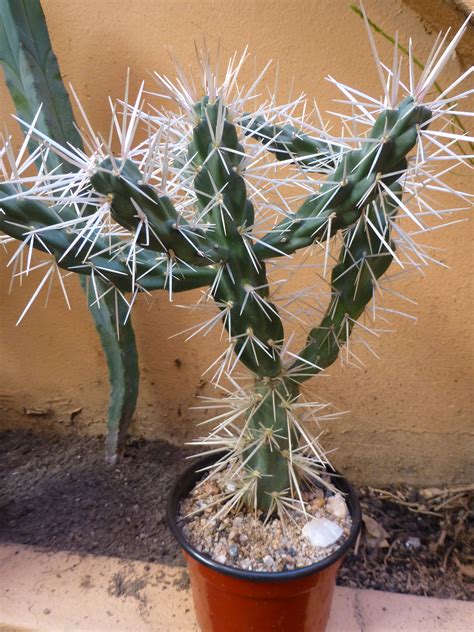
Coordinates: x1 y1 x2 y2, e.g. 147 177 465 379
0 0 472 485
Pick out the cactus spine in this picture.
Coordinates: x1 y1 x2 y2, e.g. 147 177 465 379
0 16 472 516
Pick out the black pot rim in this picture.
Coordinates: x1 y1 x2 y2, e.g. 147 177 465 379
167 453 362 583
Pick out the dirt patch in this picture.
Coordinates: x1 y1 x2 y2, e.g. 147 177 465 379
179 476 352 572
79 574 94 589
1 429 471 599
173 570 191 591
108 571 147 600
0 429 190 565
338 486 473 601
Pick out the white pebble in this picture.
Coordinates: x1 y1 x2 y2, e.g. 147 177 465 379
302 517 343 548
263 555 274 568
216 554 227 564
325 494 348 519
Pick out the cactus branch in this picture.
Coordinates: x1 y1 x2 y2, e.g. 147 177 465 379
241 113 339 171
254 97 430 258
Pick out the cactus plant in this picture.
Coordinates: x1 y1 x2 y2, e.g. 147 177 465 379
0 13 472 517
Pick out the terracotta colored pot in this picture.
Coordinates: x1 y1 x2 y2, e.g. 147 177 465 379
167 455 361 632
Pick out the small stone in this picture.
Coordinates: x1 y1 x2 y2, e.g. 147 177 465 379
325 494 348 519
263 555 274 568
216 554 226 564
43 608 51 615
228 529 238 541
202 481 219 495
228 544 239 558
406 536 421 549
302 517 343 547
239 533 249 544
156 511 166 523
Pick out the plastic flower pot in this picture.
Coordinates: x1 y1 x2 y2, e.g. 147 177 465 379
167 454 361 632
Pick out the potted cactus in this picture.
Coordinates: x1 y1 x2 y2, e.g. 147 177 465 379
0 8 472 632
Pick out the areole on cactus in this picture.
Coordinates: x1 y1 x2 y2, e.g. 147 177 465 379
0 13 472 519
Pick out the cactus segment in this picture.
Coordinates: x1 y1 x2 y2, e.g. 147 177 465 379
91 159 229 265
0 0 144 460
189 98 285 377
241 113 338 170
294 185 401 383
244 380 294 510
254 98 431 259
0 184 216 293
0 0 82 173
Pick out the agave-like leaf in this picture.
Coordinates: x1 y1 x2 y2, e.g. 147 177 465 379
0 0 139 461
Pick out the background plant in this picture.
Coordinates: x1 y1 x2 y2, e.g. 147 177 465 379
0 8 471 516
0 0 139 461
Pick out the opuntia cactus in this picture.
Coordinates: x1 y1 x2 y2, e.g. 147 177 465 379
0 14 472 517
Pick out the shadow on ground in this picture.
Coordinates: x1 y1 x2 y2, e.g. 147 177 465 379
0 429 189 565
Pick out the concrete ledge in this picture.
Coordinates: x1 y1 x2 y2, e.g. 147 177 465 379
1 544 472 631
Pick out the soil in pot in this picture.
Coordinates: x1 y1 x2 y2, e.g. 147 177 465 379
179 474 353 572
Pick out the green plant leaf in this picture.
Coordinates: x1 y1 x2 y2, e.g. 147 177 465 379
86 277 139 463
0 0 83 171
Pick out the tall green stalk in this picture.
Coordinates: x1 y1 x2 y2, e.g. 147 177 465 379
0 0 139 461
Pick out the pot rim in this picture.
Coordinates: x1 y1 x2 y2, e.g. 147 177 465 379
167 453 362 583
